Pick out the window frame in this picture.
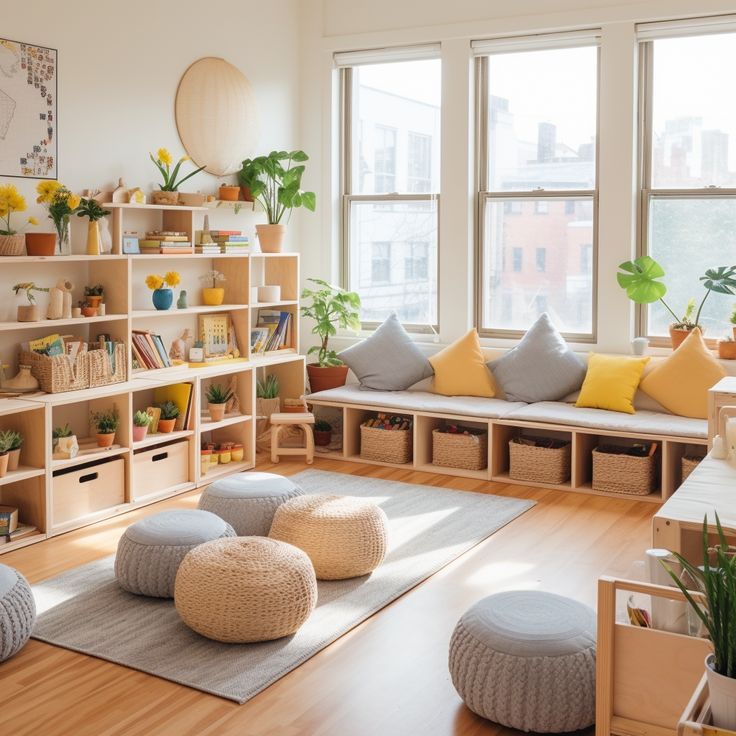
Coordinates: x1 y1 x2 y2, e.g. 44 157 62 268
339 64 441 334
473 46 601 342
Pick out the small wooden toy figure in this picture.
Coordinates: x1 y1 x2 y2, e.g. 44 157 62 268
169 328 192 362
177 289 188 309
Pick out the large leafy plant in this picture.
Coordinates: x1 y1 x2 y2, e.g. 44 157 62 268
617 256 736 329
239 150 316 224
301 278 361 367
664 513 736 678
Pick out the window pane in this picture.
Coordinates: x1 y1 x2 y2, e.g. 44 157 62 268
651 34 736 188
647 197 736 336
481 197 594 334
349 200 438 324
486 46 597 191
352 59 441 194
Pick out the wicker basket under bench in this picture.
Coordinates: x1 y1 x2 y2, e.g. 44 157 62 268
360 424 412 464
592 444 659 496
432 428 487 471
509 436 572 485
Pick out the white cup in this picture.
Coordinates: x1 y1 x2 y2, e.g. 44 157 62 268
632 337 649 355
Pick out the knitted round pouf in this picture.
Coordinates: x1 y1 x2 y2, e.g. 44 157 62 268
197 471 303 536
115 509 235 598
0 563 35 662
175 537 317 643
269 495 388 580
449 591 596 733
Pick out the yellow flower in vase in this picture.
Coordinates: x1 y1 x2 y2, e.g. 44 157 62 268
145 274 165 291
27 216 38 226
35 180 61 203
66 193 81 211
164 271 181 288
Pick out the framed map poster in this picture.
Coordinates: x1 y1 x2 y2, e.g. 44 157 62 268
0 38 57 179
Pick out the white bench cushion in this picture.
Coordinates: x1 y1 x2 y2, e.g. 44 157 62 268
505 401 706 439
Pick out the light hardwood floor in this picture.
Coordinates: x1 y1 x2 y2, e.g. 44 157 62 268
0 455 654 736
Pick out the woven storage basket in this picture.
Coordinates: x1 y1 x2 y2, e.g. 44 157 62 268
681 455 703 483
591 446 658 496
87 343 126 388
0 234 25 256
21 349 88 393
432 429 488 471
361 424 412 464
509 438 571 485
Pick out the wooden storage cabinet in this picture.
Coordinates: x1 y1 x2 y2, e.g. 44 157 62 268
132 439 190 501
52 456 126 526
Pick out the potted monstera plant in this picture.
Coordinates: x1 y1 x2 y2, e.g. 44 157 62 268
617 257 736 349
301 278 361 393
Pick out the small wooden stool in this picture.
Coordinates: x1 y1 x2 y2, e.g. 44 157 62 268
270 413 315 465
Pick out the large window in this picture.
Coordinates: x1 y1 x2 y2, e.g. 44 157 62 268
640 30 736 338
475 40 599 339
340 51 441 328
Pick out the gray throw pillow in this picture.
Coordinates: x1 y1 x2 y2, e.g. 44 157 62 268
488 313 586 403
338 313 433 391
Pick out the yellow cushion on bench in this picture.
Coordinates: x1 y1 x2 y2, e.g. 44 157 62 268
429 329 496 397
576 354 650 414
640 328 725 419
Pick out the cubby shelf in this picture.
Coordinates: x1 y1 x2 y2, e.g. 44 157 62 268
0 314 128 331
105 202 208 212
131 305 247 318
199 413 252 432
0 466 45 487
132 429 193 450
51 445 129 471
200 459 253 482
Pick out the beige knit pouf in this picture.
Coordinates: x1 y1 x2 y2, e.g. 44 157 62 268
269 495 388 580
174 537 317 643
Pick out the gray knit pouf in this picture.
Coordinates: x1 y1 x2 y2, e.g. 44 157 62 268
198 472 303 536
115 509 235 598
0 563 35 662
449 591 596 733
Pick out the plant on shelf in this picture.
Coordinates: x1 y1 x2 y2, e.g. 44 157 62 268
617 256 736 349
76 198 111 256
313 419 332 447
52 424 73 447
84 284 104 309
256 374 279 399
238 150 316 252
0 184 37 256
51 423 78 459
91 408 119 448
0 431 10 478
132 410 152 442
149 147 206 204
206 383 234 422
664 514 736 728
12 281 49 323
4 430 23 471
730 304 736 340
36 180 81 255
200 270 226 306
719 336 736 360
146 271 181 311
157 401 180 433
301 277 361 392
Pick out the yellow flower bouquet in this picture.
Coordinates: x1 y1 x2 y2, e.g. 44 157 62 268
146 271 181 310
0 184 37 256
35 180 81 254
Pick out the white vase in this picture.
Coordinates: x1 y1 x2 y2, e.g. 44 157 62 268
706 654 736 729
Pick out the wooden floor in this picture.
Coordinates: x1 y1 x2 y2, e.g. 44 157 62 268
0 455 655 736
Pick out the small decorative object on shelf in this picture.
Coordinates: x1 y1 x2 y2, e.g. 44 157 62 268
111 178 128 203
12 281 49 322
0 506 18 534
177 290 188 309
5 431 22 471
218 184 240 201
52 424 78 459
83 284 104 309
189 340 205 363
132 410 152 442
0 184 37 256
0 431 11 477
719 337 736 360
157 401 179 433
47 279 74 320
239 149 315 253
150 147 206 205
313 420 332 447
205 383 234 422
145 406 161 433
200 270 225 305
80 300 97 317
128 187 146 204
146 271 181 310
91 408 119 448
35 180 81 256
730 303 736 340
76 198 111 256
258 285 281 302
178 192 206 206
122 233 140 254
169 328 192 362
0 364 39 393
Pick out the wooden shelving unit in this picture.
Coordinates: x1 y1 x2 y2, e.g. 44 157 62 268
0 203 305 552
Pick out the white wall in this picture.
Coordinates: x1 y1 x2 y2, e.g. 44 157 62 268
298 0 736 355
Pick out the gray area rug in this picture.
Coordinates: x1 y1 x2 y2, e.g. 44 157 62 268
32 469 534 703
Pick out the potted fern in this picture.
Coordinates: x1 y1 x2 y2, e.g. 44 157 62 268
91 408 119 448
664 513 736 728
157 401 179 433
206 383 233 422
301 278 361 393
132 410 152 442
5 431 22 471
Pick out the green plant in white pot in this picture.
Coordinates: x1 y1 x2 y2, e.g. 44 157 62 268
238 150 316 253
664 513 736 728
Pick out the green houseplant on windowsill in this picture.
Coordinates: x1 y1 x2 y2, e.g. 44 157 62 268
301 278 361 393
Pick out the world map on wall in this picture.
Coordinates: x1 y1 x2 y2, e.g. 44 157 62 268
0 38 57 179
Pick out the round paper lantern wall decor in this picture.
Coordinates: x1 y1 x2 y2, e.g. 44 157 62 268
175 57 260 176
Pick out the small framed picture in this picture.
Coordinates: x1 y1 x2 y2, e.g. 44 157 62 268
122 235 140 254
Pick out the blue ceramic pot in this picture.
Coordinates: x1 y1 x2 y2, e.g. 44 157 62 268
152 288 173 310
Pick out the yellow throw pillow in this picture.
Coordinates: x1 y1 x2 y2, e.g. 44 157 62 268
576 354 650 414
640 328 726 419
429 329 496 397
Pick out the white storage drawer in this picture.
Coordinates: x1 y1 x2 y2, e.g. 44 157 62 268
132 439 190 500
52 457 126 526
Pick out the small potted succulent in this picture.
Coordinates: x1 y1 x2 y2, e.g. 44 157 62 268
149 147 206 205
157 401 179 433
132 410 152 441
84 284 104 309
76 199 110 256
52 423 78 458
52 423 73 449
313 419 332 446
146 271 181 311
12 281 49 322
200 270 226 306
91 408 119 448
79 299 97 318
5 431 22 471
206 383 233 422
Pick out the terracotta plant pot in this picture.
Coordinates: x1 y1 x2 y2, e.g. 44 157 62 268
96 432 115 448
17 305 41 322
208 403 226 422
151 190 179 205
81 306 97 318
218 185 240 202
132 424 148 442
314 429 332 446
178 192 206 206
25 232 56 256
158 418 176 433
733 326 736 340
7 448 20 471
86 295 102 308
0 233 25 256
256 224 286 253
719 341 736 360
202 287 225 306
240 185 254 202
307 364 349 394
0 452 8 478
669 326 705 350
